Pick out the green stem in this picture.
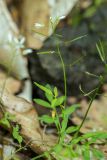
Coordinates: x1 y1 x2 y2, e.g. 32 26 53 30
31 154 45 160
71 82 101 141
57 44 67 104
54 108 61 131
105 63 107 74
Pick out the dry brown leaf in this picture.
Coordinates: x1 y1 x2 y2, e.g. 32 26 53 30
0 0 32 101
20 0 79 49
20 0 49 49
0 69 21 94
0 87 57 154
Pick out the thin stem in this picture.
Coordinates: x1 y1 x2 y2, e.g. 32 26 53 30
105 63 107 74
54 108 61 132
31 154 45 160
71 82 101 141
57 44 67 104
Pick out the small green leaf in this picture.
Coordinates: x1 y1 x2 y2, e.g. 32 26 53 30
61 116 69 133
64 104 79 115
45 92 53 102
34 82 53 95
82 146 90 160
39 115 54 124
0 118 10 128
34 99 51 108
84 6 96 18
51 99 57 108
66 126 79 134
53 144 62 153
96 41 106 63
71 137 82 145
62 147 76 158
82 132 107 140
54 87 58 97
5 112 15 121
45 84 53 91
51 96 65 108
12 125 22 144
45 84 53 102
92 148 105 160
0 112 15 128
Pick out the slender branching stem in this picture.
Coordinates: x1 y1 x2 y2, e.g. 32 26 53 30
71 82 102 142
57 44 67 105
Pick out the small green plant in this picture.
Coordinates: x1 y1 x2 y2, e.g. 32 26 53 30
34 79 107 160
0 112 15 128
0 15 106 160
34 82 79 142
0 112 24 159
12 124 23 145
0 112 23 145
33 17 107 159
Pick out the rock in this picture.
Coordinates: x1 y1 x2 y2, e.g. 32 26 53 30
28 3 107 98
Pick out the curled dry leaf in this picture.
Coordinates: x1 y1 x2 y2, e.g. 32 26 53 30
0 86 57 154
0 69 21 94
0 0 32 101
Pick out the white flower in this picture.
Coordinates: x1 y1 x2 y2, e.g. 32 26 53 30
50 16 52 21
7 34 26 49
19 36 25 44
23 49 32 55
34 23 45 28
13 36 25 49
59 15 65 20
50 51 55 54
50 15 65 22
7 32 13 43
